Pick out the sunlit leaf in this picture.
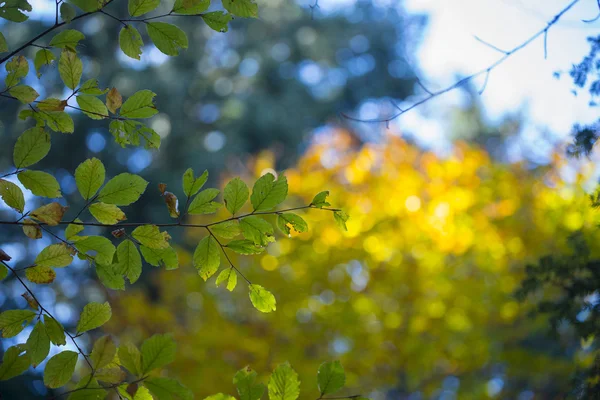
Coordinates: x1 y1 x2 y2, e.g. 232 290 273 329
141 334 176 374
119 25 144 60
4 56 28 88
268 362 299 400
97 173 148 205
22 219 42 239
30 202 67 225
0 309 36 338
76 95 109 119
9 85 39 103
216 268 237 291
35 243 73 268
120 90 158 119
89 202 126 225
27 320 50 366
74 236 116 265
116 239 142 283
202 12 232 33
249 284 276 313
132 225 169 249
182 168 208 197
119 343 142 377
26 265 56 284
49 29 85 49
106 87 123 114
0 346 30 381
188 188 221 214
144 377 193 400
0 179 25 213
193 236 220 280
75 157 106 200
240 216 274 246
76 301 112 334
225 239 264 255
90 335 117 370
128 0 159 17
44 350 78 388
317 361 345 396
44 315 66 346
276 213 308 235
13 127 50 168
223 177 249 215
146 22 188 56
34 49 55 77
250 173 288 212
18 170 62 198
211 220 242 239
234 366 265 400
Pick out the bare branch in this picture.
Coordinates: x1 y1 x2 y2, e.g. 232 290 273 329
474 35 510 55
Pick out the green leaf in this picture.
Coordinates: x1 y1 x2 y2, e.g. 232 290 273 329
216 268 237 291
89 202 126 225
240 216 275 246
132 225 169 249
38 111 75 133
140 245 178 270
22 219 42 238
119 25 144 60
250 173 288 212
276 213 308 235
68 376 107 400
223 177 249 215
226 240 264 255
9 85 39 103
0 310 36 338
172 0 209 14
317 361 345 396
193 236 220 280
44 350 78 388
268 362 299 400
96 263 125 290
0 0 32 22
234 366 265 400
182 168 208 197
141 333 176 374
58 50 82 89
146 22 188 56
74 236 116 265
68 0 101 12
26 265 56 284
333 211 349 231
0 179 25 213
34 49 56 77
76 301 112 334
248 284 276 313
37 98 66 111
0 264 6 281
5 56 28 88
26 321 50 366
120 90 158 118
118 343 142 377
76 95 109 119
0 346 30 381
204 394 236 400
75 157 106 200
79 78 108 95
35 243 73 268
188 188 221 214
116 239 142 283
128 0 159 16
65 220 84 240
0 32 6 52
49 29 85 49
144 377 193 400
202 11 232 33
211 220 242 239
90 335 117 370
109 120 161 149
13 127 51 168
222 0 257 18
18 170 62 198
97 173 148 205
44 315 66 346
30 202 67 225
60 2 75 22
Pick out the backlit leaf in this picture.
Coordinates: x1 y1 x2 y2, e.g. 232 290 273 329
26 266 56 284
26 320 50 366
34 49 55 77
96 263 125 290
317 361 345 396
0 346 30 381
30 202 67 225
90 335 117 370
120 90 158 118
89 202 126 225
18 170 62 198
222 0 257 18
216 268 237 291
5 56 28 88
0 309 36 338
128 0 159 17
118 343 142 377
226 239 264 255
119 25 144 60
172 0 209 14
76 95 109 119
60 2 75 22
75 157 106 200
35 243 73 268
132 225 169 249
146 22 188 56
116 239 142 283
0 179 25 212
74 236 116 265
188 188 221 214
141 334 176 374
58 50 82 89
268 362 299 400
240 216 274 246
106 87 123 114
234 366 265 400
211 220 242 239
193 236 220 280
9 85 39 103
13 127 50 168
139 245 178 270
44 315 66 346
49 29 85 49
22 219 42 239
44 350 78 388
97 173 148 205
249 284 276 313
223 177 249 215
76 301 112 334
276 213 308 235
202 11 232 33
182 168 208 197
250 173 288 212
144 377 193 400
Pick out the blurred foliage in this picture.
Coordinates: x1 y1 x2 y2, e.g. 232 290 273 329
106 129 600 398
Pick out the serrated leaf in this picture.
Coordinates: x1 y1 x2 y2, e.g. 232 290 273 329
106 88 122 114
248 284 276 313
146 22 188 56
0 346 30 381
0 179 25 212
65 220 84 239
44 315 66 346
119 25 144 60
250 173 288 212
333 211 349 231
120 90 157 119
188 188 221 214
132 225 168 249
216 268 237 291
97 173 148 205
38 110 75 133
193 236 220 280
116 239 142 283
5 56 28 88
76 95 109 119
96 263 125 290
35 243 73 268
79 78 108 95
90 335 117 370
60 2 75 22
118 343 142 377
30 202 67 225
222 0 257 18
226 239 264 255
182 168 208 197
276 213 308 235
139 245 178 270
109 119 161 149
234 366 265 400
74 236 116 265
317 361 345 396
9 85 39 103
89 202 126 225
34 49 55 77
13 127 50 168
22 219 42 239
75 157 106 200
76 301 111 334
144 377 193 400
58 49 82 89
240 216 274 246
202 11 232 33
49 29 85 49
44 350 78 388
27 320 50 366
141 334 176 374
211 220 241 239
26 265 57 284
128 0 159 16
172 0 209 14
18 170 61 198
224 177 248 215
268 362 299 400
0 309 36 338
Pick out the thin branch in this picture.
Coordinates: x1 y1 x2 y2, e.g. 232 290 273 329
473 35 510 55
582 0 600 22
342 0 581 124
206 226 252 285
479 69 491 95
